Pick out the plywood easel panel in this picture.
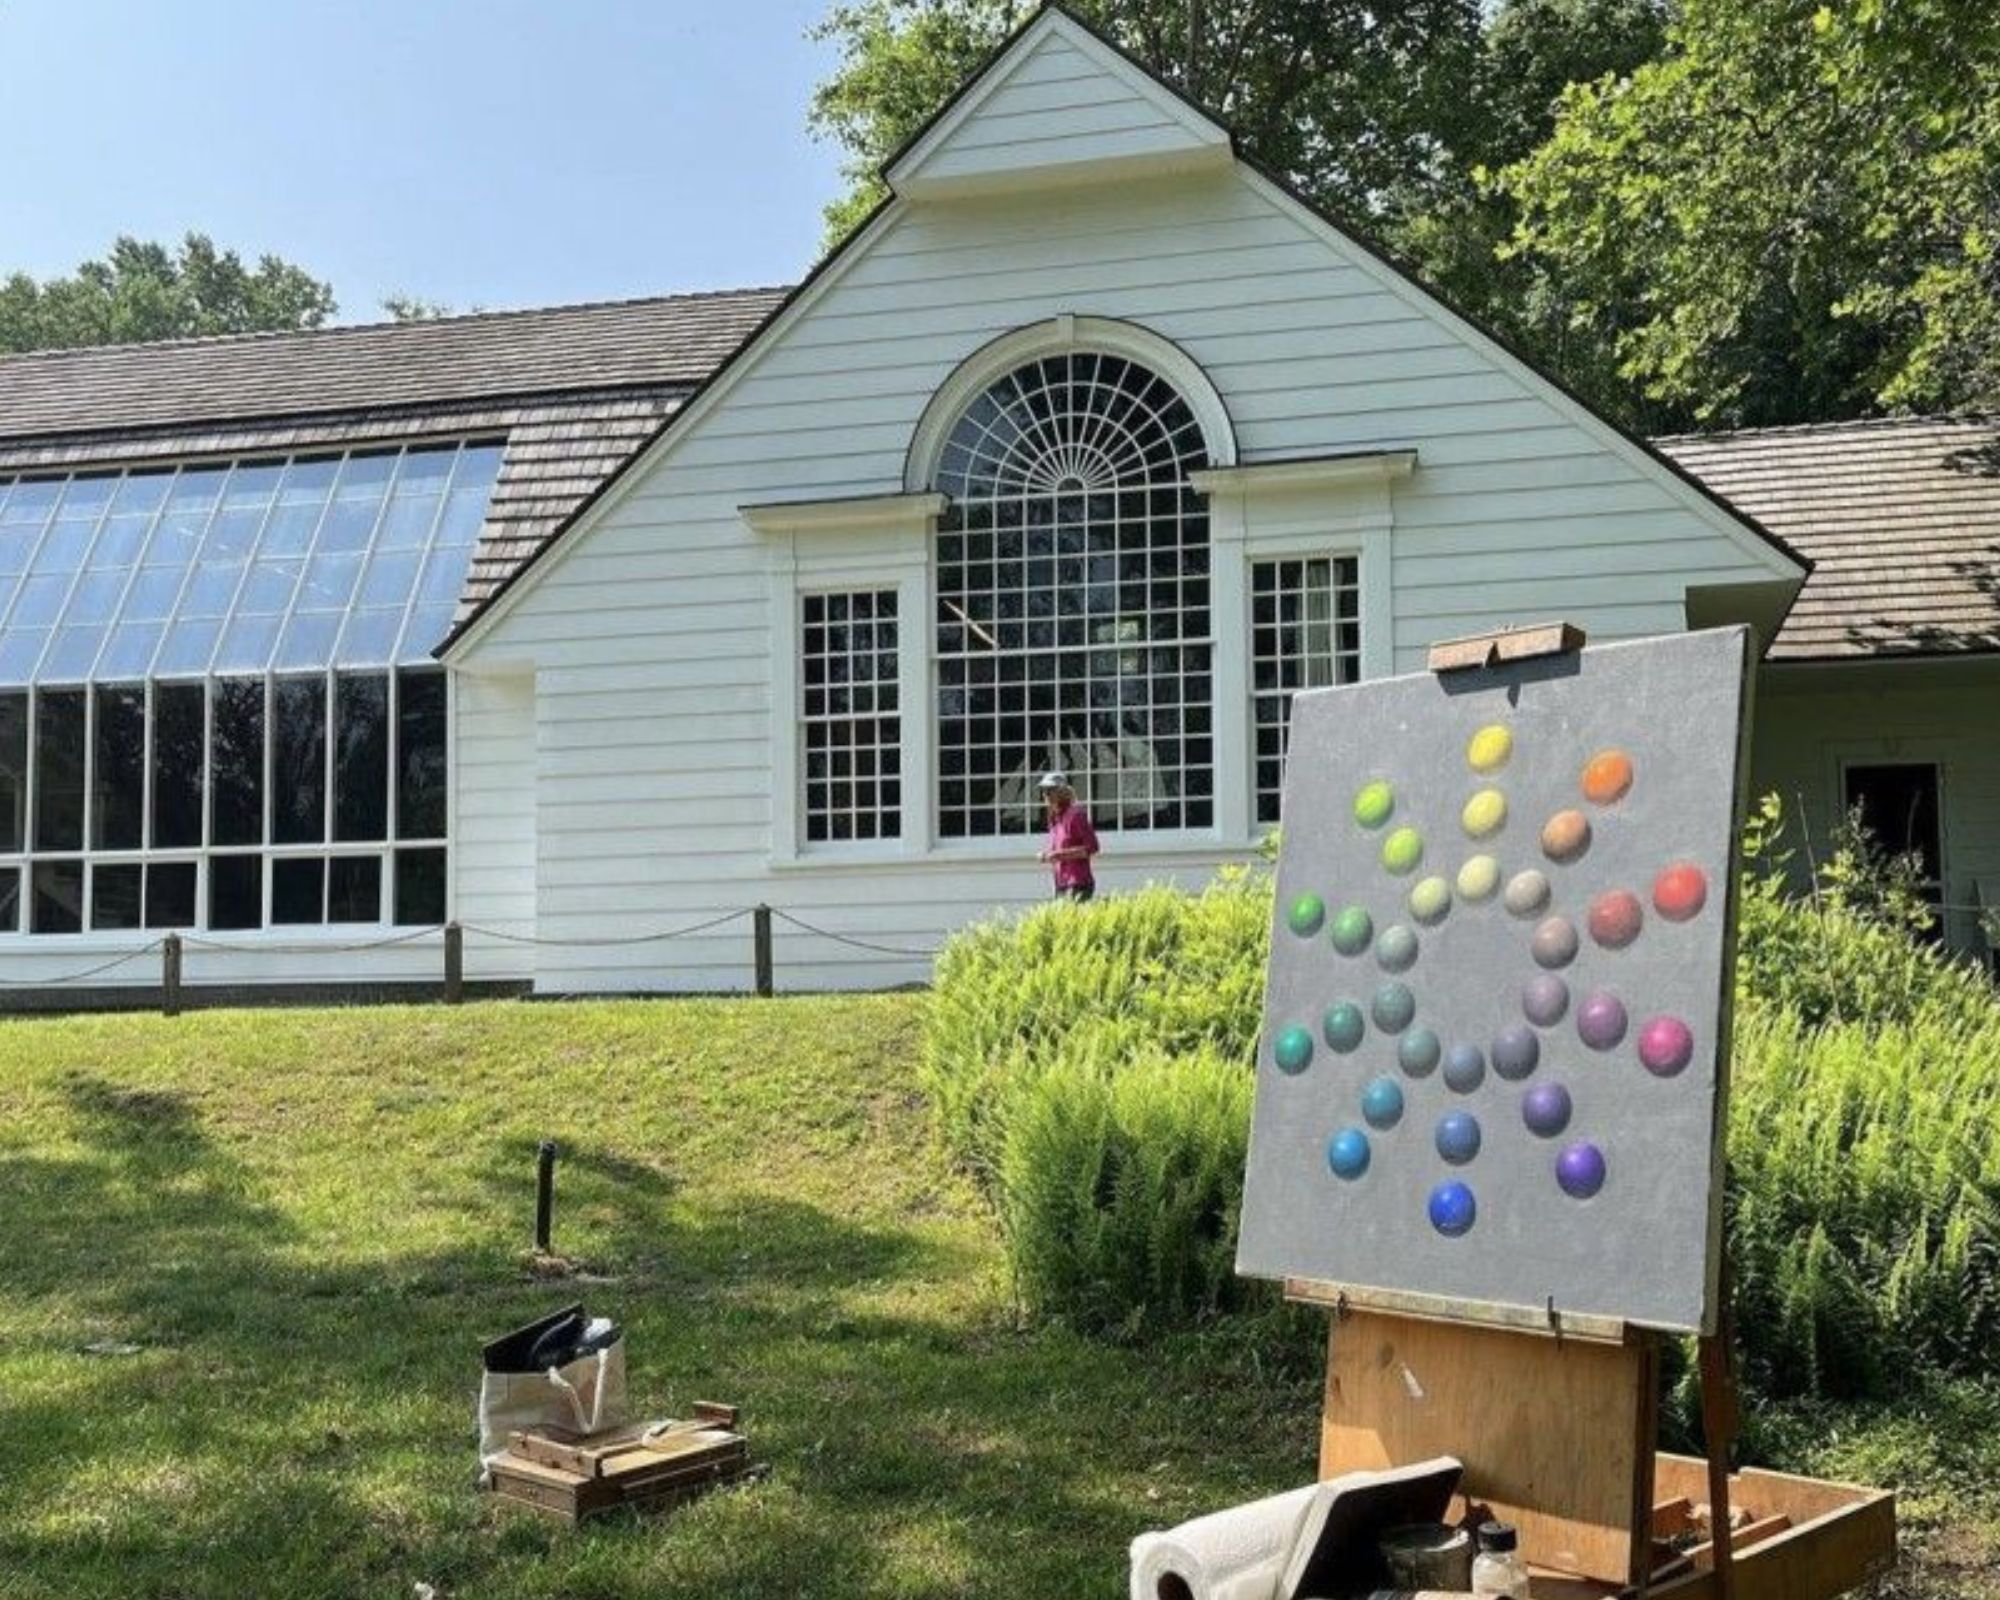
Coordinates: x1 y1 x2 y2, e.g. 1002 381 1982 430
1320 1309 1656 1585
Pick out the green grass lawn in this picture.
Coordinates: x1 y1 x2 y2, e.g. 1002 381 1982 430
0 996 1992 1598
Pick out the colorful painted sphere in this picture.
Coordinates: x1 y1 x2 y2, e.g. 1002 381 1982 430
1557 1141 1608 1199
1324 1002 1366 1053
1443 1042 1486 1093
1541 808 1592 864
1522 1082 1573 1137
1638 1015 1695 1077
1576 990 1629 1051
1376 923 1420 973
1382 826 1425 875
1328 1127 1372 1180
1436 1111 1483 1165
1286 892 1327 937
1581 750 1635 806
1408 875 1451 923
1354 780 1396 829
1531 915 1580 969
1362 1076 1406 1129
1456 854 1500 902
1331 905 1374 956
1461 787 1508 839
1428 1180 1477 1237
1273 1025 1315 1075
1467 724 1513 773
1522 973 1570 1027
1398 1028 1442 1077
1653 861 1709 922
1504 869 1551 918
1491 1023 1541 1081
1372 981 1417 1034
1588 889 1644 950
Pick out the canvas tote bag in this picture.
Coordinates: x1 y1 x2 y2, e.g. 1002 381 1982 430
478 1303 630 1469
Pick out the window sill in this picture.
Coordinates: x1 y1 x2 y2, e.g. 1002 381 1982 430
770 831 1263 873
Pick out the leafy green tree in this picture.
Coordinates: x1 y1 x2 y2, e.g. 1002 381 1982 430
0 234 336 354
1498 0 2000 428
380 293 457 322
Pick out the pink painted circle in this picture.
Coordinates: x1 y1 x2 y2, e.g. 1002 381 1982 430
1638 1015 1695 1077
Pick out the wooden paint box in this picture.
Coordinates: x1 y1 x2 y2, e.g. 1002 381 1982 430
487 1405 762 1526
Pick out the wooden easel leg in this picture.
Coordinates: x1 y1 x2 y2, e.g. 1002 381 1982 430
1698 1331 1740 1600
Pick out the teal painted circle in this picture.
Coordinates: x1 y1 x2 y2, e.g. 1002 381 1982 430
1323 1002 1366 1053
1375 924 1419 973
1372 981 1416 1034
1398 1027 1441 1077
1328 1127 1371 1180
1273 1025 1314 1075
1286 892 1326 937
1361 1076 1405 1129
1330 905 1374 956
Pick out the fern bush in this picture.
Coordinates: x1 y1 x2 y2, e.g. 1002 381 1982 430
998 1047 1257 1336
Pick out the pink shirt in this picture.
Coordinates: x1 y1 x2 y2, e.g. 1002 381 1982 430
1046 805 1099 889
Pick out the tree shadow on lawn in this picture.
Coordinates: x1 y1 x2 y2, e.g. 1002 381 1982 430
0 1075 1318 1599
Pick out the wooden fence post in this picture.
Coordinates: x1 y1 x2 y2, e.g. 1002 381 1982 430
161 933 182 1018
443 921 464 1006
753 904 774 997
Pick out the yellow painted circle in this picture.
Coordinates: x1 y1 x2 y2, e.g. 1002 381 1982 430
1408 875 1452 924
1461 787 1508 839
1467 724 1513 773
1456 854 1500 901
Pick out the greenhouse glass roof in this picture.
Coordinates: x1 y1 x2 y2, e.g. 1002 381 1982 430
0 440 502 685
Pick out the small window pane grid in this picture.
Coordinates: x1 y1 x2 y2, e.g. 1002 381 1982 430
1251 556 1361 825
0 439 502 686
0 667 447 935
801 590 902 843
933 352 1214 838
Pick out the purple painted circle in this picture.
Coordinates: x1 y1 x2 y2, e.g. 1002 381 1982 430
1576 990 1628 1050
1435 1110 1482 1165
1638 1015 1695 1076
1428 1180 1477 1237
1557 1141 1608 1199
1443 1042 1486 1093
1522 973 1570 1027
1522 1082 1572 1137
1491 1023 1540 1081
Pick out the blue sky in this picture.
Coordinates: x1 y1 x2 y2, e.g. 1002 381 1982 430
0 1 849 321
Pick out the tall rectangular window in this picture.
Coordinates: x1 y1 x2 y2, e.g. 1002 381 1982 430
801 590 902 844
151 682 204 849
1251 556 1359 825
33 688 86 850
210 678 265 846
91 684 146 850
272 675 327 844
333 672 389 841
0 691 24 852
396 668 447 839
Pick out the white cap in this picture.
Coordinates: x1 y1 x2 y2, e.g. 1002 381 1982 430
1037 770 1071 791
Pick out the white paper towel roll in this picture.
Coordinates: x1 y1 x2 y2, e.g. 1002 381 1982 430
1129 1484 1320 1600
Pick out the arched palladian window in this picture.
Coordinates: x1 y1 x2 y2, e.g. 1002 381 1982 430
933 352 1213 837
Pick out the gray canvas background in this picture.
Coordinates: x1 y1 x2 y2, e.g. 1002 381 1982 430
1236 628 1748 1333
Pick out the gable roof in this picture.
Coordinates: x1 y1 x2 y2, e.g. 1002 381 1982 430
1658 415 2000 661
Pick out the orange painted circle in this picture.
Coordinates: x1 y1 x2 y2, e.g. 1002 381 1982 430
1540 808 1592 864
1581 749 1634 806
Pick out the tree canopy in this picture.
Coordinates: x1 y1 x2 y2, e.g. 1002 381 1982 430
0 234 338 355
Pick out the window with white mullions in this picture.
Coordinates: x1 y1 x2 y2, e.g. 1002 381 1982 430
933 352 1214 838
801 590 902 844
1251 555 1360 825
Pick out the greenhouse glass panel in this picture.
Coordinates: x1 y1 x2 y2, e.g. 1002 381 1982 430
0 441 500 685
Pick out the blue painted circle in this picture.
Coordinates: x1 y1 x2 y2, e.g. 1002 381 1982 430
1323 1002 1366 1053
1361 1076 1405 1129
1443 1042 1486 1094
1491 1023 1541 1081
1428 1180 1478 1237
1398 1027 1441 1077
1372 981 1416 1034
1327 1127 1372 1180
1273 1025 1315 1075
1436 1111 1483 1165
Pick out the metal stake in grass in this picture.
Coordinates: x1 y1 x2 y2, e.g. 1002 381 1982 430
535 1140 557 1254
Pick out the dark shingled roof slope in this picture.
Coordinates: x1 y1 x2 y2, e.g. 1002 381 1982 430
1658 415 2000 660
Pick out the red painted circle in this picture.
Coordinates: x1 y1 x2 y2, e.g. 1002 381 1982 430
1588 889 1644 950
1652 862 1709 922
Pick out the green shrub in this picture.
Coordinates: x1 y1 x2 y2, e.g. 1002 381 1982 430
998 1046 1257 1336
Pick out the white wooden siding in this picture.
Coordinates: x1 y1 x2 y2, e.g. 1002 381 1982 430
462 72 1788 992
452 668 536 979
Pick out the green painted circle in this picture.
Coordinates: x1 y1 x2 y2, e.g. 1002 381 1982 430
1353 780 1395 829
1330 905 1374 956
1408 875 1452 924
1381 826 1424 875
1323 1002 1366 1053
1286 892 1327 938
1273 1025 1315 1075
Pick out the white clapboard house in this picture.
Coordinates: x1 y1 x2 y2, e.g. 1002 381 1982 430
0 6 1994 1001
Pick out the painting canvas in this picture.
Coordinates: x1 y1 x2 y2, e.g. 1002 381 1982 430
1236 627 1751 1334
